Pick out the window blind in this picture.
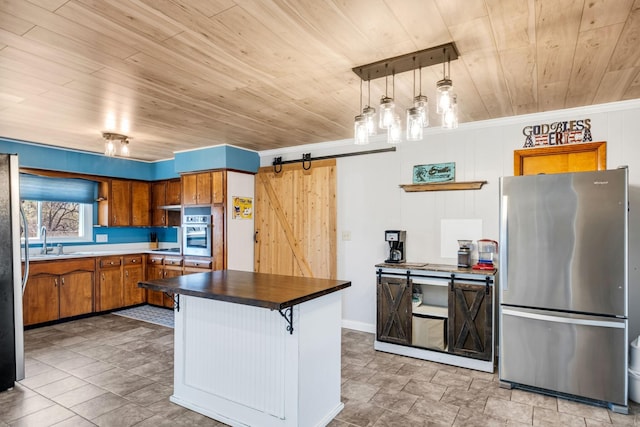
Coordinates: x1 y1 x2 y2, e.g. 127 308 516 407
20 173 97 203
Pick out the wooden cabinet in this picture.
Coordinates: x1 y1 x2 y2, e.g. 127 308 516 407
123 255 145 306
166 179 181 205
131 181 150 226
376 276 411 345
183 257 213 274
183 172 212 205
151 181 167 226
99 179 151 227
151 179 181 226
23 259 94 326
110 179 131 226
448 280 493 361
97 256 123 311
145 255 183 308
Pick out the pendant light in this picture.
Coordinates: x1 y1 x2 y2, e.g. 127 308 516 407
379 67 396 130
414 66 429 128
102 132 131 157
442 94 458 129
354 79 369 145
436 48 454 114
406 67 424 141
363 80 377 136
388 114 402 144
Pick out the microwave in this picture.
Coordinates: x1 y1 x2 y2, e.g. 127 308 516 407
182 215 212 257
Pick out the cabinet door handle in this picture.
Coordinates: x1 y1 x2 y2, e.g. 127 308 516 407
162 214 165 223
54 278 58 287
255 230 259 243
113 215 117 224
61 277 65 286
102 273 105 281
125 270 129 278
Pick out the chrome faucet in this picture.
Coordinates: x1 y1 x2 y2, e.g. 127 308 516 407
40 226 51 254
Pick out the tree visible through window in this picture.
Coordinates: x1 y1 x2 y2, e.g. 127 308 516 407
22 200 82 239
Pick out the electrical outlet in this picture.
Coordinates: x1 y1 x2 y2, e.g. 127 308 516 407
342 231 351 241
96 234 108 243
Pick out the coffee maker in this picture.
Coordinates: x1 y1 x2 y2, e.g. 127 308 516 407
385 230 406 263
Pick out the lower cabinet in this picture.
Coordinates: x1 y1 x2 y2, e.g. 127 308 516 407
23 259 94 326
375 266 496 372
123 255 145 306
146 255 183 308
97 256 123 311
376 277 412 345
448 280 493 361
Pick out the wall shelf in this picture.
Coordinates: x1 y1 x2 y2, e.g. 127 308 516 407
400 181 487 192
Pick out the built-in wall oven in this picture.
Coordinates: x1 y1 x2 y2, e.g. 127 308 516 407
182 215 212 257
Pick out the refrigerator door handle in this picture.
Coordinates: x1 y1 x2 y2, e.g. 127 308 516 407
502 308 625 329
20 207 29 292
499 195 508 291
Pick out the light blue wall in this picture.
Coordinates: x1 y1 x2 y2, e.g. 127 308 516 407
0 137 259 178
174 145 259 174
2 136 257 247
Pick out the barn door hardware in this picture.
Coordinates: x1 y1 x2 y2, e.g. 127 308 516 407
271 146 396 174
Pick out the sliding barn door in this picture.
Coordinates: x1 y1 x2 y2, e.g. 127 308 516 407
254 159 336 279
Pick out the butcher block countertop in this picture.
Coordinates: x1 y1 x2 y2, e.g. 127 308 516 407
138 269 351 310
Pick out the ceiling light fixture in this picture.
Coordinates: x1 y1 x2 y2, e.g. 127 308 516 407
354 79 369 145
102 132 131 157
352 42 459 145
378 68 396 130
406 66 424 141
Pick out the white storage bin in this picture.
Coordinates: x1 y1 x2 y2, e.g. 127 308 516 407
629 368 640 403
630 336 640 372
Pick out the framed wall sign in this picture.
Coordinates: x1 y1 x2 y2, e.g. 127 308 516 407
413 162 455 183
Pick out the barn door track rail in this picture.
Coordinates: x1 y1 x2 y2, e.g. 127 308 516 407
272 146 396 173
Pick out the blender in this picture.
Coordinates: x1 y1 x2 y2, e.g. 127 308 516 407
473 239 498 270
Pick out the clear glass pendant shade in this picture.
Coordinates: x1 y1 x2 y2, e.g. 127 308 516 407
354 114 369 145
120 141 130 157
387 114 402 144
442 95 458 129
413 95 429 127
362 106 377 136
378 96 395 130
436 78 453 114
104 140 116 157
406 107 423 141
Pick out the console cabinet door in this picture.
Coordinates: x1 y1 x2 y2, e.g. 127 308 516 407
377 277 411 345
59 271 94 318
448 281 492 361
23 274 59 326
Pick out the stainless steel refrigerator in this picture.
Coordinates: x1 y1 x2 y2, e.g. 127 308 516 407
0 153 27 392
499 168 629 413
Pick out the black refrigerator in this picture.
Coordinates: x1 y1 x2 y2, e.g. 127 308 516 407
0 153 26 392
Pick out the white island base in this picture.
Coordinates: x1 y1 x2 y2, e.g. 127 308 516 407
171 292 344 427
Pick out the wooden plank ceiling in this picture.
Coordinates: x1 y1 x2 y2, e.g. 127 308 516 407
0 0 638 161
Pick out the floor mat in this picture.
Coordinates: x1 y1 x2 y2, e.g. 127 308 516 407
113 304 174 328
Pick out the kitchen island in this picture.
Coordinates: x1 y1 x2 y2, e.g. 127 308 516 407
138 270 351 427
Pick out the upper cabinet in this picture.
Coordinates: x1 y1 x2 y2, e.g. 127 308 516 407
182 171 224 205
151 179 181 226
98 179 150 227
166 179 181 205
183 172 212 205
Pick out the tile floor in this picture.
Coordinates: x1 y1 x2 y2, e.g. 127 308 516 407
1 314 638 426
